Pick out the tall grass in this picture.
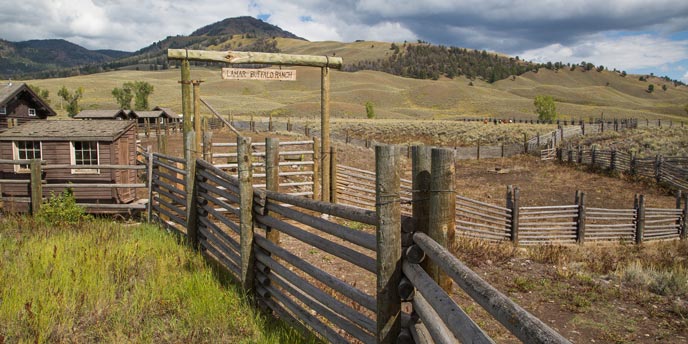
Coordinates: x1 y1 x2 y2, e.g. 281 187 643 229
0 216 316 343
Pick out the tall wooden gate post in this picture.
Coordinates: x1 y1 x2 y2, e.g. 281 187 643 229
238 136 255 292
330 145 337 203
30 160 42 215
375 145 402 344
428 148 456 292
265 137 280 246
321 66 331 203
312 138 321 201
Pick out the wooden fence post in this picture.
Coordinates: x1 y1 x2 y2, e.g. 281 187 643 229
610 149 617 172
269 113 274 132
428 148 456 292
186 134 199 250
591 146 597 167
238 136 255 293
630 152 637 175
654 155 662 183
202 130 213 163
635 195 645 245
30 160 42 215
510 186 520 245
412 145 432 278
312 137 321 201
330 145 337 204
265 137 280 246
521 133 527 153
577 192 586 244
375 145 401 344
157 134 168 155
146 147 154 223
476 139 481 160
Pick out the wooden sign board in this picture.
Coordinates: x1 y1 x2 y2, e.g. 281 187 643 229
222 68 296 81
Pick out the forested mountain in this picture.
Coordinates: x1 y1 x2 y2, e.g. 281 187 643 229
0 39 129 78
0 16 301 80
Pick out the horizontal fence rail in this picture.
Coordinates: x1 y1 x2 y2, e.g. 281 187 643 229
0 158 149 213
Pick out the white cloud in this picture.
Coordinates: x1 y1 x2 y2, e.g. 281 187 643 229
683 71 688 83
520 34 688 70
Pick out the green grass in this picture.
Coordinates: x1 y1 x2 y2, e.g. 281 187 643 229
0 216 316 343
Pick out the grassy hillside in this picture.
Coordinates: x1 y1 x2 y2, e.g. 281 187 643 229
0 214 314 343
19 60 688 122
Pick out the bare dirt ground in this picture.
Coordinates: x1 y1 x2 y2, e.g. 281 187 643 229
141 128 686 343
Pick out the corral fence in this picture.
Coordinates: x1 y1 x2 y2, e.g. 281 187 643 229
553 147 688 192
207 137 318 198
335 161 688 246
0 159 148 213
147 139 570 343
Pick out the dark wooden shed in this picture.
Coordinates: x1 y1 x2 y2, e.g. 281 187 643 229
0 120 138 212
0 82 56 130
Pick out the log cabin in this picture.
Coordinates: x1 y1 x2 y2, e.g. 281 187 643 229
0 120 138 212
0 82 56 130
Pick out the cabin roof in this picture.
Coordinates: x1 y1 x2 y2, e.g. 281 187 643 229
0 83 56 116
0 120 135 141
153 106 179 118
74 109 129 119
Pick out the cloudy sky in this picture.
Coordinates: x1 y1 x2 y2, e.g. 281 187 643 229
1 0 688 82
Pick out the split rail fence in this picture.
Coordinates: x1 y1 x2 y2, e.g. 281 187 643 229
335 164 688 246
554 147 688 191
147 140 570 343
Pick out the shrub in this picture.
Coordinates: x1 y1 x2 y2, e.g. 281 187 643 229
365 101 375 119
534 95 557 121
36 189 89 226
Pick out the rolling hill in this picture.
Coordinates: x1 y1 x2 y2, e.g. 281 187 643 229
2 16 687 122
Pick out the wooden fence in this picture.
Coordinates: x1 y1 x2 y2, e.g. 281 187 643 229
554 147 688 191
0 159 148 213
208 138 318 198
147 140 569 343
336 164 688 246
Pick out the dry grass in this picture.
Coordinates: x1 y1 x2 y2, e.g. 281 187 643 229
13 42 688 122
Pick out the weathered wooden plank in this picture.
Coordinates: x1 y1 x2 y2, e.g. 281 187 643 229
265 201 376 251
254 213 376 273
404 262 491 344
257 251 376 335
263 189 378 225
412 232 571 344
168 49 344 69
254 235 376 311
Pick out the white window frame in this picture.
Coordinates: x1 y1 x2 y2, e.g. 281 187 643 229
0 106 6 115
12 141 42 173
70 141 100 174
28 108 36 117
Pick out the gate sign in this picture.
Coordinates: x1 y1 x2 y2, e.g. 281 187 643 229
222 68 296 81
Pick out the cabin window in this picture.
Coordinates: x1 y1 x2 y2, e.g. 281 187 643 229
71 141 99 174
13 141 42 173
0 107 6 115
28 108 36 117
